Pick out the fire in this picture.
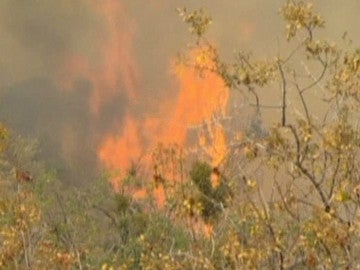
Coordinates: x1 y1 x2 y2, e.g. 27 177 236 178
98 47 230 186
58 0 231 206
198 123 228 167
153 186 166 208
98 114 143 185
133 188 147 200
162 48 229 167
203 223 214 238
53 1 239 238
56 0 141 187
166 49 228 143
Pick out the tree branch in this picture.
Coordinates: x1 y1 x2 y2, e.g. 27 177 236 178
278 61 287 126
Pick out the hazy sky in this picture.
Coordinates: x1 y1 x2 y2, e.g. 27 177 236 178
0 0 358 183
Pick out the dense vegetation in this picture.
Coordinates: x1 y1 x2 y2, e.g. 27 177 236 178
2 1 360 269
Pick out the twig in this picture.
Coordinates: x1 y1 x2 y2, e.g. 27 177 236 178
93 205 118 226
299 59 327 94
21 230 30 269
278 61 287 126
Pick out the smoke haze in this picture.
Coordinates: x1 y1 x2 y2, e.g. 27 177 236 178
0 0 359 183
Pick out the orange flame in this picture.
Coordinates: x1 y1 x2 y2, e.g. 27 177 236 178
59 1 231 204
98 47 230 188
56 0 141 188
163 49 228 145
153 186 166 208
98 114 143 184
198 123 228 167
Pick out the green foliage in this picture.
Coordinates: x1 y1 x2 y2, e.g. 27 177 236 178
189 161 232 223
115 194 131 214
189 161 212 195
2 1 360 269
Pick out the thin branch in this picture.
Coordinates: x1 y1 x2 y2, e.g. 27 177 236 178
319 151 329 185
304 25 313 42
294 80 311 123
54 191 83 269
246 191 284 270
299 58 327 94
286 125 330 211
278 61 287 126
318 238 335 266
274 180 299 220
92 205 118 226
21 230 30 270
249 103 283 109
247 86 260 114
329 156 341 200
282 39 307 64
295 161 330 211
287 125 301 164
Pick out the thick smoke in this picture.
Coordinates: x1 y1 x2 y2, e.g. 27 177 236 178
0 0 131 183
